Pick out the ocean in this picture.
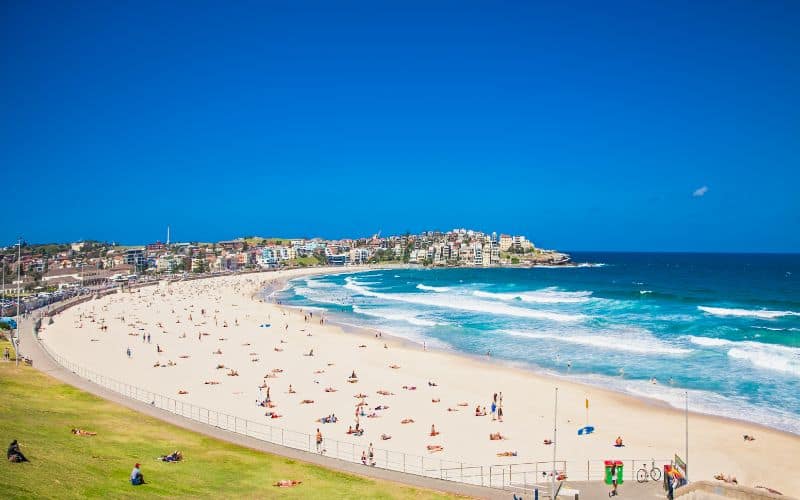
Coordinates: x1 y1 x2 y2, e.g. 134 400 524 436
274 252 800 434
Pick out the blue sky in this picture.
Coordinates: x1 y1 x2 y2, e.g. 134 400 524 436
2 1 798 252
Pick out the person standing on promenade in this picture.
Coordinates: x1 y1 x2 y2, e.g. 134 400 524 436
315 428 323 453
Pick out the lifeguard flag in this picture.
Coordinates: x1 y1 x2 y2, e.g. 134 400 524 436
585 398 589 409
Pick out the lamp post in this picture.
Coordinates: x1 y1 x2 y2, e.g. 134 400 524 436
685 391 689 482
15 237 21 366
552 387 558 497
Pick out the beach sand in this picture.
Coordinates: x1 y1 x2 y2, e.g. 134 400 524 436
39 268 800 495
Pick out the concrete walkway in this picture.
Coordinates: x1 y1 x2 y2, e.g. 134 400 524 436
20 322 510 499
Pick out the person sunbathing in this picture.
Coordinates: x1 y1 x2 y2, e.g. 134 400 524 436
314 370 325 374
543 439 553 445
381 433 392 440
354 393 367 398
427 445 444 452
714 473 738 484
213 349 222 354
358 344 367 348
160 450 183 462
167 360 176 366
204 380 220 385
366 412 379 418
265 412 282 419
401 418 415 424
227 369 239 376
457 402 468 407
497 451 518 457
377 390 394 396
325 387 337 392
274 347 283 352
179 355 189 359
71 428 97 436
430 425 439 436
432 398 441 403
153 362 161 368
375 405 389 410
447 407 459 412
743 434 755 441
178 390 189 395
490 432 505 440
273 480 302 487
428 381 438 387
389 364 400 369
301 399 314 404
272 368 284 373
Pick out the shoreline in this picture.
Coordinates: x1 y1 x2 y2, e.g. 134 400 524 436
38 268 800 494
273 270 798 441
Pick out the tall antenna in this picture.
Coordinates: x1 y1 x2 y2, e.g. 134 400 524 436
167 225 170 246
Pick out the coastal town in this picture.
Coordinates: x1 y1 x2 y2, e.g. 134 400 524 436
1 229 570 295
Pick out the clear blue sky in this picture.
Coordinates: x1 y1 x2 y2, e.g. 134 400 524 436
2 1 798 252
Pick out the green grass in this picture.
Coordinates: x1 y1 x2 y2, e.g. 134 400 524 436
0 340 457 499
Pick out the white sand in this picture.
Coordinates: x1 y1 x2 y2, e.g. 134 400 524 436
39 268 800 494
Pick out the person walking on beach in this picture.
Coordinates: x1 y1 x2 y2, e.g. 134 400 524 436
491 401 497 421
609 464 619 496
315 428 323 453
498 406 504 422
126 347 131 358
499 392 503 408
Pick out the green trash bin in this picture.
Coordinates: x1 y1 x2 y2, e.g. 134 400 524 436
604 460 624 485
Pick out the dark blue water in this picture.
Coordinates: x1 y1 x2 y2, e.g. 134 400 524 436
278 252 800 433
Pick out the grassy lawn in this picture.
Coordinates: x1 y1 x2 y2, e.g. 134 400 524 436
0 339 457 499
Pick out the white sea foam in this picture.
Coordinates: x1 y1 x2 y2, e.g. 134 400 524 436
686 335 731 347
473 287 591 304
639 290 652 295
344 278 584 322
753 326 800 332
698 306 799 319
502 329 691 355
303 278 335 289
352 305 438 327
727 343 800 377
416 284 450 292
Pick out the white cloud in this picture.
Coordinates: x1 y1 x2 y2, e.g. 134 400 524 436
692 186 709 197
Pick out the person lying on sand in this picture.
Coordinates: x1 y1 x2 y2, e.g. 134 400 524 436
447 407 459 412
314 370 325 374
381 434 392 440
714 473 738 484
272 368 284 373
401 418 415 424
204 381 220 385
153 362 161 368
432 398 441 403
375 405 389 410
457 402 468 407
402 385 417 390
179 355 189 359
227 369 239 376
366 412 379 418
178 390 189 395
274 347 283 352
543 439 553 445
430 425 439 436
273 480 301 487
325 387 337 393
497 451 518 457
428 381 437 387
213 349 222 354
490 433 505 440
743 434 755 441
427 445 443 452
301 399 314 404
358 344 367 348
377 390 394 396
71 428 97 436
354 393 367 398
265 412 282 419
389 364 400 369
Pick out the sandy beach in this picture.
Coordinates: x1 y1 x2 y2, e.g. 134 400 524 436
38 268 800 495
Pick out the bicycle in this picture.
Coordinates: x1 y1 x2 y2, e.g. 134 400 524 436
636 459 662 483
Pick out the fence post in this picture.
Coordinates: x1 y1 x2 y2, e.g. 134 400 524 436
587 460 590 481
403 453 406 473
490 465 492 488
308 434 311 451
385 449 388 469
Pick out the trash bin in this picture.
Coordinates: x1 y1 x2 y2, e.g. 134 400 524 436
604 460 624 485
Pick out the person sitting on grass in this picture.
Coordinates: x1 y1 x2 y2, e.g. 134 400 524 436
7 440 28 463
130 463 145 485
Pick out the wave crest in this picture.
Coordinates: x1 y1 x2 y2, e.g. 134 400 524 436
698 306 799 319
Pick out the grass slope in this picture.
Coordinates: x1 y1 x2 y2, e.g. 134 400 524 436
0 340 456 499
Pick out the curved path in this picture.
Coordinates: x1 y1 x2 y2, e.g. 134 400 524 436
19 320 508 499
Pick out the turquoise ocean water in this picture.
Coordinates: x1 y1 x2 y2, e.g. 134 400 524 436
275 253 800 434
